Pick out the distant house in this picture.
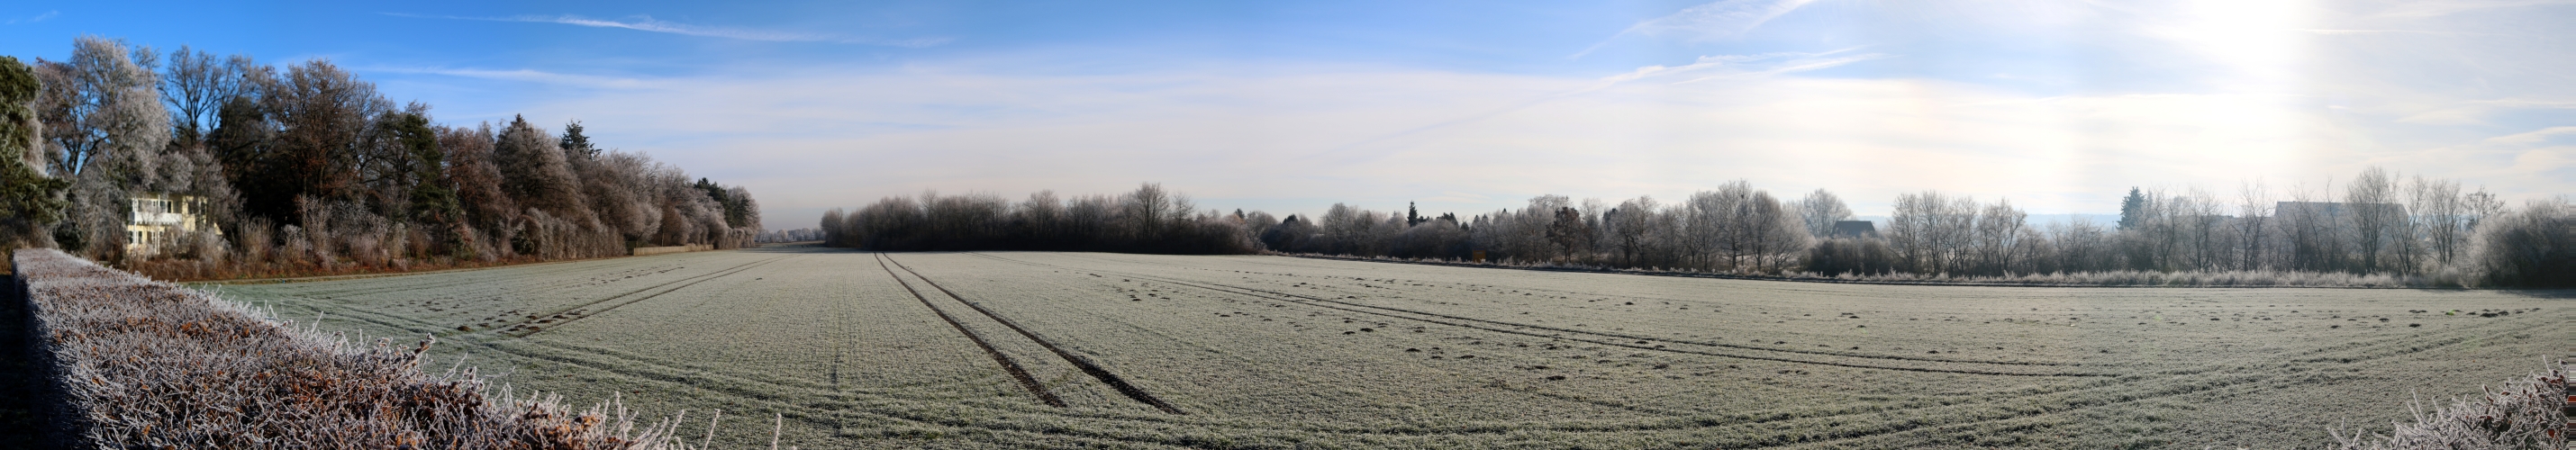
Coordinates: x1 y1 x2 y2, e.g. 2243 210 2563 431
125 194 215 256
1831 220 1880 238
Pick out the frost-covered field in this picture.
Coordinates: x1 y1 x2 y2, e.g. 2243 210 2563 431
207 245 2571 448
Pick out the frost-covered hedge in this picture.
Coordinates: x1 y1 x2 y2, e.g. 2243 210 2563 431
2334 362 2569 449
10 248 685 448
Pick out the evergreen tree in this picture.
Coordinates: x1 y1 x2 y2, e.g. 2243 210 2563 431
1407 202 1423 226
384 112 458 224
558 120 596 159
0 56 70 247
694 177 754 228
2118 187 2145 230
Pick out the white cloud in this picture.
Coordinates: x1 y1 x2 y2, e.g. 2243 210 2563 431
2372 0 2576 18
385 13 949 47
377 1 2576 226
2396 99 2576 125
2483 126 2576 144
450 60 2559 226
1572 0 1819 58
1600 49 1875 84
5 10 57 24
364 67 662 89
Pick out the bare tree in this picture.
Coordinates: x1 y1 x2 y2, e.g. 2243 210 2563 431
156 46 247 148
2407 176 2465 268
2049 217 2118 273
1796 188 1854 238
1680 191 1731 269
2180 189 2223 271
2281 181 2360 272
2345 166 2400 273
1608 196 1658 266
1743 190 1808 273
1889 191 1937 273
1972 198 2027 274
2234 181 2272 270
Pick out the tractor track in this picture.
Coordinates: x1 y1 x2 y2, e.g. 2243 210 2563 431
229 249 2565 447
268 258 683 300
875 254 1066 408
972 253 2107 377
498 255 795 338
958 252 2567 445
1029 252 2100 368
885 255 1187 415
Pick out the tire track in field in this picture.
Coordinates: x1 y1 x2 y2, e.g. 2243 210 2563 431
1154 256 2489 373
1030 252 2093 368
973 253 2105 377
255 252 2551 446
497 255 796 338
970 253 2571 445
884 255 1189 415
234 253 2172 444
273 258 681 299
874 254 1067 408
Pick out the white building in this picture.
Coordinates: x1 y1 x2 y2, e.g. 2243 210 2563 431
125 194 214 256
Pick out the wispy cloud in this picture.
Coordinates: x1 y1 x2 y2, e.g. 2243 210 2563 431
5 10 58 25
2296 29 2480 35
362 67 661 89
1597 48 1885 85
2397 98 2576 124
385 13 948 47
1571 0 1819 58
2374 0 2576 18
2472 98 2576 109
2485 126 2576 144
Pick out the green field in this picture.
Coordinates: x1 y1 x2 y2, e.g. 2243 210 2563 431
208 245 2571 448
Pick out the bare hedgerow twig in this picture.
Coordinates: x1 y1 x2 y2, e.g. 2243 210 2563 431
2331 359 2569 450
9 248 720 449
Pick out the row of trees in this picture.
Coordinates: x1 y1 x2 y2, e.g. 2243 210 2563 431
0 37 761 275
819 184 1256 254
757 228 823 243
821 171 2568 287
1252 181 1815 273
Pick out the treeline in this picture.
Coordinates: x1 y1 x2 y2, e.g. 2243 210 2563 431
826 169 2571 287
820 184 1256 254
757 228 824 243
0 37 760 278
1261 168 2566 287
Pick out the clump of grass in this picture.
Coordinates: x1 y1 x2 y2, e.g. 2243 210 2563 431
9 248 703 449
2332 361 2568 449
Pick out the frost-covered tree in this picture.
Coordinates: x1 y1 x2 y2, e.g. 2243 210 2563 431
2345 166 2401 272
35 37 173 256
1795 188 1853 238
493 115 587 221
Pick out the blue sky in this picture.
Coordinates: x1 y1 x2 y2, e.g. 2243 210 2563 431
6 1 2573 230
